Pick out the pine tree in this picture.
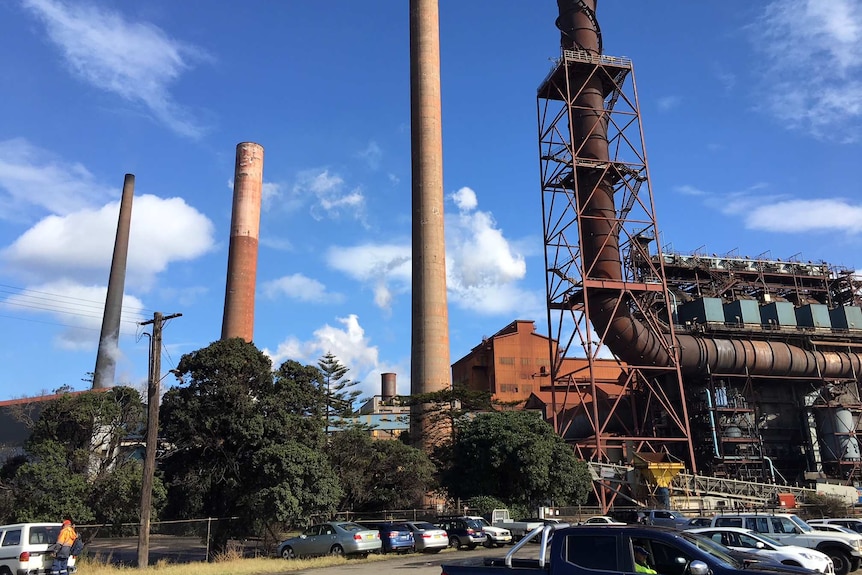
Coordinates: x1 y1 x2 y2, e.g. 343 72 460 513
317 352 363 434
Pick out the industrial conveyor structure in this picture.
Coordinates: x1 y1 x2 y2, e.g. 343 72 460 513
538 3 694 511
541 0 862 510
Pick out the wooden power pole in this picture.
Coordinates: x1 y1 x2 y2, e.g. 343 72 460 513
137 311 181 568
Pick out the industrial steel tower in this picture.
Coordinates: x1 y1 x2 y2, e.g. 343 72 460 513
409 0 452 448
539 0 695 509
221 142 264 342
93 173 135 389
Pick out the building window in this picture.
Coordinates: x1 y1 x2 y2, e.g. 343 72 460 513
499 357 515 365
535 358 550 366
499 384 519 393
521 358 531 366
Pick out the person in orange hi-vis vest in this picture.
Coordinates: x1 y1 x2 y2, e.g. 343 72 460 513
52 518 78 575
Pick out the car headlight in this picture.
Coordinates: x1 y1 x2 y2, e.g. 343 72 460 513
799 552 817 560
855 540 862 552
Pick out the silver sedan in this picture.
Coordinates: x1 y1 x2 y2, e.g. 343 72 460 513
278 521 382 559
404 521 449 552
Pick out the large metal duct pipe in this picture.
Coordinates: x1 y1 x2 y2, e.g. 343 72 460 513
558 0 862 378
410 0 451 444
93 173 135 390
221 142 264 342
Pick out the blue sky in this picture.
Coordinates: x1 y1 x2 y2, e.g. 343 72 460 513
1 1 861 403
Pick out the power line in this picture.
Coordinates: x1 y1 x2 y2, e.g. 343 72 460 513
0 312 141 337
0 282 154 325
0 283 154 315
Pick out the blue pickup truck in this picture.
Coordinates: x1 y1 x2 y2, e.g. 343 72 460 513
440 524 819 575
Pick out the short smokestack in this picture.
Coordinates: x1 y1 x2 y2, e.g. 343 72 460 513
221 142 264 342
381 373 397 400
93 174 135 390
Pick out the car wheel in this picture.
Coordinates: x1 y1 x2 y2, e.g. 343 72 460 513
449 536 461 549
467 544 477 550
826 549 851 575
484 538 494 548
280 546 296 560
330 544 345 557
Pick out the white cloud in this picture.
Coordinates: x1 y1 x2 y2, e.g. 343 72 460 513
2 194 216 289
744 199 862 234
0 279 146 350
261 181 281 210
657 96 681 111
291 168 367 223
261 273 345 304
357 141 382 170
674 180 862 237
263 314 384 399
752 0 862 141
327 243 411 312
451 186 478 211
713 66 736 93
326 186 542 317
22 0 209 138
445 186 531 314
673 185 708 197
0 138 114 221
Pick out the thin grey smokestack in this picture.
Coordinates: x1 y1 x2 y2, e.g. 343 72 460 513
93 174 135 389
221 142 264 342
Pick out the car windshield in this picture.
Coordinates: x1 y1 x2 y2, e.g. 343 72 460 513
476 518 491 527
339 522 366 532
789 516 813 533
466 519 484 530
681 531 742 568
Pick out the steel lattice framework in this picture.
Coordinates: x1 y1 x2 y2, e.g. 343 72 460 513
537 49 696 509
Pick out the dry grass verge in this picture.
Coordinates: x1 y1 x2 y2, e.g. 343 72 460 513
76 548 426 575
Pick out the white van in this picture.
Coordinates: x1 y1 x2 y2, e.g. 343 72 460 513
0 522 77 575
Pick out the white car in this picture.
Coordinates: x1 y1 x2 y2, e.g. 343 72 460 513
464 516 513 547
810 524 860 535
581 515 626 526
0 523 78 575
688 527 835 574
809 519 862 535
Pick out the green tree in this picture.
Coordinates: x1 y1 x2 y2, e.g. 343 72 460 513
89 459 166 534
399 387 496 458
328 428 435 511
317 352 362 434
0 386 148 525
440 411 592 508
159 339 341 554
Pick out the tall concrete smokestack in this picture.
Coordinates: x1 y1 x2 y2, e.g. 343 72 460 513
93 173 135 389
409 0 451 447
221 142 264 342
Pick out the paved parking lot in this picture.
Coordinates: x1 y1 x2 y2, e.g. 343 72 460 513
86 535 210 565
86 535 505 570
